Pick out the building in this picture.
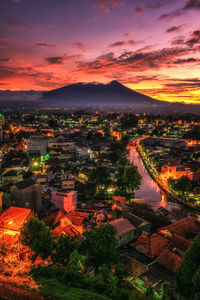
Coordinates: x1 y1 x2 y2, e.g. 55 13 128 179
132 233 169 259
109 217 135 247
10 178 42 214
0 206 33 243
131 217 200 274
52 210 90 236
62 179 75 190
51 190 77 213
23 135 48 156
161 161 191 180
112 196 126 206
1 170 23 185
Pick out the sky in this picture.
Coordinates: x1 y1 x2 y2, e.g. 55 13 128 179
0 0 200 103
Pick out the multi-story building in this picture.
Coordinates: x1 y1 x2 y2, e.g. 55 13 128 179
51 190 77 213
10 178 42 214
23 135 48 156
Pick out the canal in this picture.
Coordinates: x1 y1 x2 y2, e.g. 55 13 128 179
129 148 198 221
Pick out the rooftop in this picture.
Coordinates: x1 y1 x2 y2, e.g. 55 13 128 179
0 206 32 231
14 178 36 189
109 218 135 235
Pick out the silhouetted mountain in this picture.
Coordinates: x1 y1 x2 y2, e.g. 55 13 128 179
42 80 164 107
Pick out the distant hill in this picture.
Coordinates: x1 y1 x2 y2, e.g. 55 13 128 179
42 80 164 108
1 81 200 113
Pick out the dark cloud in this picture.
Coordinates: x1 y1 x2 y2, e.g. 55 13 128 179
134 0 170 15
174 57 198 64
186 29 200 47
164 78 200 89
77 46 194 74
166 25 183 33
1 18 33 31
159 10 183 20
45 53 82 65
0 35 10 41
35 43 56 48
0 63 61 88
95 0 124 13
171 37 185 45
0 58 10 62
109 39 141 47
134 6 143 15
183 0 200 10
73 42 86 52
159 0 200 20
45 56 65 65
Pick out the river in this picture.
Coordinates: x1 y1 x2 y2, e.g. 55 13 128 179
129 148 198 221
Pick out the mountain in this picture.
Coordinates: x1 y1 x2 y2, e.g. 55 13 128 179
42 80 164 108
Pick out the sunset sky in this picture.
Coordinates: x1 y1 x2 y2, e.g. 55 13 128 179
0 0 200 103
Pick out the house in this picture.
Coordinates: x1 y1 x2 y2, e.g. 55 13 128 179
121 211 152 237
10 178 42 214
136 262 175 296
36 175 48 185
52 210 90 236
161 161 200 181
158 217 200 239
51 190 77 213
109 218 135 247
62 179 75 190
0 206 33 243
131 233 169 259
1 170 23 185
161 161 191 179
131 217 200 274
157 248 182 273
112 196 126 205
23 135 48 156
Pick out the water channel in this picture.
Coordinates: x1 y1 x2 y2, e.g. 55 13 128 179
129 148 199 221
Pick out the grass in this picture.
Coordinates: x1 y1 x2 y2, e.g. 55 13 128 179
37 277 111 300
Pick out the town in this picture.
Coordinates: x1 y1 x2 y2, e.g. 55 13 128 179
0 111 199 300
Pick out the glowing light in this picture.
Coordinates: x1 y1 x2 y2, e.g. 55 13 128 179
8 220 13 225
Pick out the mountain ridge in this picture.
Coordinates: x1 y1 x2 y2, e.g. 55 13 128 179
42 80 162 107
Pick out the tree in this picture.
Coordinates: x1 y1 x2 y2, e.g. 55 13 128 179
67 249 86 272
82 224 119 272
161 282 176 300
176 236 200 299
87 166 111 197
115 164 141 196
115 263 129 281
172 176 192 196
20 217 54 262
51 234 77 265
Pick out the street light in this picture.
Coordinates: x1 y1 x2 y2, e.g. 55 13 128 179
33 161 39 167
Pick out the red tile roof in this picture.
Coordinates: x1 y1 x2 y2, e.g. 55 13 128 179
53 224 79 237
0 206 32 232
157 248 182 273
169 233 192 252
53 210 65 225
109 218 135 236
66 211 89 226
158 217 200 239
131 233 169 258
